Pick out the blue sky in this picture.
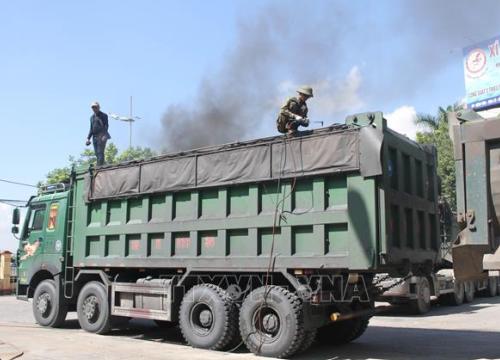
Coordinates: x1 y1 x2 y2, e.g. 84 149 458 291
1 0 499 251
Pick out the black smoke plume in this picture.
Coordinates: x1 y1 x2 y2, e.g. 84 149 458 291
158 1 500 152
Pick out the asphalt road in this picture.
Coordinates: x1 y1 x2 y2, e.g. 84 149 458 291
0 295 499 360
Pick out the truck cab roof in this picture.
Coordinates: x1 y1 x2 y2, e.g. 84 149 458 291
30 190 69 204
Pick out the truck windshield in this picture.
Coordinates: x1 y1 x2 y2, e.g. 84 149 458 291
28 205 46 231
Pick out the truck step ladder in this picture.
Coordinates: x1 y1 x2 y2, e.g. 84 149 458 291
63 179 76 299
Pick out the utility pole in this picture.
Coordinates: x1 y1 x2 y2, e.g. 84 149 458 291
110 96 141 151
129 96 133 150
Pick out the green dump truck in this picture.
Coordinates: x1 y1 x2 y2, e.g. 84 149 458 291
13 112 440 358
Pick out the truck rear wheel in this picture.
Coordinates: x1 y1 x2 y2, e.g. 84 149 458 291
32 279 67 328
487 277 498 297
317 317 369 345
297 329 317 353
77 281 111 334
239 286 305 358
410 277 431 314
179 284 239 351
464 281 475 302
440 281 464 306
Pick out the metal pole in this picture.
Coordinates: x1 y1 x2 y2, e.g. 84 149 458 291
129 96 133 149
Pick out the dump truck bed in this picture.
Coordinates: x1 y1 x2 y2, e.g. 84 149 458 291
70 113 439 274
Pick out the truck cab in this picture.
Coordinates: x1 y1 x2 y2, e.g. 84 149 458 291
15 184 69 301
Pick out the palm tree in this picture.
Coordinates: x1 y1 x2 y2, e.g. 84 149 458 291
414 105 458 211
415 105 456 131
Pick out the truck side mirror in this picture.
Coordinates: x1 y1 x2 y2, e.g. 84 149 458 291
11 226 19 234
12 208 20 225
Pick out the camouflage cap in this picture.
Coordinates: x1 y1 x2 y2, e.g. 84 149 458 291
297 86 313 98
91 101 100 108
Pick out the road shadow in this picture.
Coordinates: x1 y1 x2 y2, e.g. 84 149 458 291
425 296 500 317
107 322 500 360
106 319 186 345
295 326 500 360
377 296 500 317
105 319 256 354
59 318 81 329
54 308 500 360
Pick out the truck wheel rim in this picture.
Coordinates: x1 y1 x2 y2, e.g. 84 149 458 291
190 302 214 335
36 293 51 317
422 285 430 303
82 295 99 322
253 306 281 340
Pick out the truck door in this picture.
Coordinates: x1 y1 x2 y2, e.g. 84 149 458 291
17 203 48 284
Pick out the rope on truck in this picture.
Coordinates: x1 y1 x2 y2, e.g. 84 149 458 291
227 135 302 354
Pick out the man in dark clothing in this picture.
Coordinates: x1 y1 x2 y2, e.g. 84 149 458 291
86 101 111 166
276 86 313 135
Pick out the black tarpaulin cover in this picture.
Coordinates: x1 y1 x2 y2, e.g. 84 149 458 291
87 127 364 201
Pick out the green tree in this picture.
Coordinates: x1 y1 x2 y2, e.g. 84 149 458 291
44 167 72 185
115 146 156 163
43 143 157 185
415 106 458 210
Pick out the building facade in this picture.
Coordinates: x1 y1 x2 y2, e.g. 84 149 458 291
0 251 16 295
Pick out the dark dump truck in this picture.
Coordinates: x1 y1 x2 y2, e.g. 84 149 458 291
451 110 500 279
12 112 440 358
378 110 500 313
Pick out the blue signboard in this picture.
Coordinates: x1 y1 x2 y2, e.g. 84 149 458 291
463 35 500 110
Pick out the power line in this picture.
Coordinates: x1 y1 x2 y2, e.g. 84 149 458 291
0 178 37 188
0 202 26 207
0 199 28 207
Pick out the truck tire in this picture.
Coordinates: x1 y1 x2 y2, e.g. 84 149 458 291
239 285 305 358
464 281 475 303
297 329 317 353
410 277 431 314
77 281 111 334
32 279 67 328
440 281 464 306
487 277 498 297
317 317 369 345
179 284 239 351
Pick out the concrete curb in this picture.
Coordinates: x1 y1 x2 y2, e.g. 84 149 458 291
0 340 23 360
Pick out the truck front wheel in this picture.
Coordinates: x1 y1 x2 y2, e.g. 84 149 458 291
77 281 111 334
410 277 431 314
32 279 67 328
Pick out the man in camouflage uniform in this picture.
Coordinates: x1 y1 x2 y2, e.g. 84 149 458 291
277 86 313 135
